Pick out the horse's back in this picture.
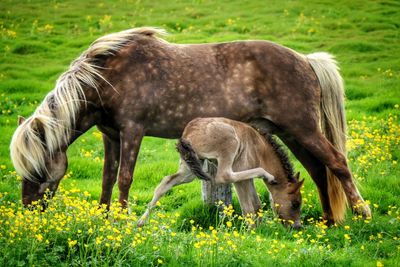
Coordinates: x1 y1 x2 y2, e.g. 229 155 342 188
113 35 310 82
101 35 321 138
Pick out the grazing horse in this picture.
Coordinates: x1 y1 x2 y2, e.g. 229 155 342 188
137 117 304 228
10 27 370 224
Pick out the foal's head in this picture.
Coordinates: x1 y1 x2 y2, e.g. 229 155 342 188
268 172 304 228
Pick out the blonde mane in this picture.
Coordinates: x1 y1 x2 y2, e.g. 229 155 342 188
10 27 167 181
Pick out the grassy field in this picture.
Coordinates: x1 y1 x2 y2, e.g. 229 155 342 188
0 0 399 266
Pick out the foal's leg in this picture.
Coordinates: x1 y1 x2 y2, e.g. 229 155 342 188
234 180 262 216
99 134 120 207
137 163 194 226
117 123 144 208
214 154 276 184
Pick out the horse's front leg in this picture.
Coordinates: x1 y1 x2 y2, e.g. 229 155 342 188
118 123 144 208
99 134 120 207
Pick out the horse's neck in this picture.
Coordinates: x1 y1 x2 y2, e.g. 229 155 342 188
65 105 100 148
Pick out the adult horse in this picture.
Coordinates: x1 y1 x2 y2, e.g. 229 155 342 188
10 27 370 224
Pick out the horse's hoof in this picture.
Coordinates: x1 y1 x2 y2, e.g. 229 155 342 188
322 217 335 227
360 204 372 218
353 202 372 218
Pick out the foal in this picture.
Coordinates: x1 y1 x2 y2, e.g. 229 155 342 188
138 118 304 227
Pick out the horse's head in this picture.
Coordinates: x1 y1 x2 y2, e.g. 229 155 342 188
13 116 68 208
21 151 67 208
269 172 303 229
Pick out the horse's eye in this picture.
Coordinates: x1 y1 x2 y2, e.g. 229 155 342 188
291 201 300 210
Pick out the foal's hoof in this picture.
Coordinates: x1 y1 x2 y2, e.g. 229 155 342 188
263 173 277 185
137 218 146 228
267 176 278 185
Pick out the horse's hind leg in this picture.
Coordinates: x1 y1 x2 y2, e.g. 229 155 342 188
296 131 370 218
280 135 334 223
137 162 195 227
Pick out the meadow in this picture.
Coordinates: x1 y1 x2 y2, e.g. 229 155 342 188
0 0 399 266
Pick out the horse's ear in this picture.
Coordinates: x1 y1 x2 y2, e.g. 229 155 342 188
295 172 300 181
30 118 45 138
18 115 26 125
31 118 40 128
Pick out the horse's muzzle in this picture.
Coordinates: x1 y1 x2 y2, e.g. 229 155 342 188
292 219 302 230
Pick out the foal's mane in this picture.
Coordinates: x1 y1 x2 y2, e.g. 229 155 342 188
262 133 295 182
10 27 167 181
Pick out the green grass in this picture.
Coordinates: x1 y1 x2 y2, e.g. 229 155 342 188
0 0 399 266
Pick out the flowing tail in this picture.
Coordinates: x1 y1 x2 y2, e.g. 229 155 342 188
176 138 211 181
307 52 348 223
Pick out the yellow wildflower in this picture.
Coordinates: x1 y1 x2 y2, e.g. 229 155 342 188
35 234 43 242
68 239 77 248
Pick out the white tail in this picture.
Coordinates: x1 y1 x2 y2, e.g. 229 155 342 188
307 52 348 223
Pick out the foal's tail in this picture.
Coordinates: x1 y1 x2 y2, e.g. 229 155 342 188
307 52 348 223
176 138 211 181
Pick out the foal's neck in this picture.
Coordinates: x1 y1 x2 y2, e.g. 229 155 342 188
257 141 290 185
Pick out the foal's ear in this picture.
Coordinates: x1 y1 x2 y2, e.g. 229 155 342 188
294 172 300 181
18 115 26 125
297 178 304 189
288 178 304 194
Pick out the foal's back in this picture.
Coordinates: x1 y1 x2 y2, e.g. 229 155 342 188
182 117 268 168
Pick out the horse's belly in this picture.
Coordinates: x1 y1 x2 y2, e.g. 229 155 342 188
144 94 259 138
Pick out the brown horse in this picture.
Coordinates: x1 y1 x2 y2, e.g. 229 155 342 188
10 27 370 224
137 117 304 228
